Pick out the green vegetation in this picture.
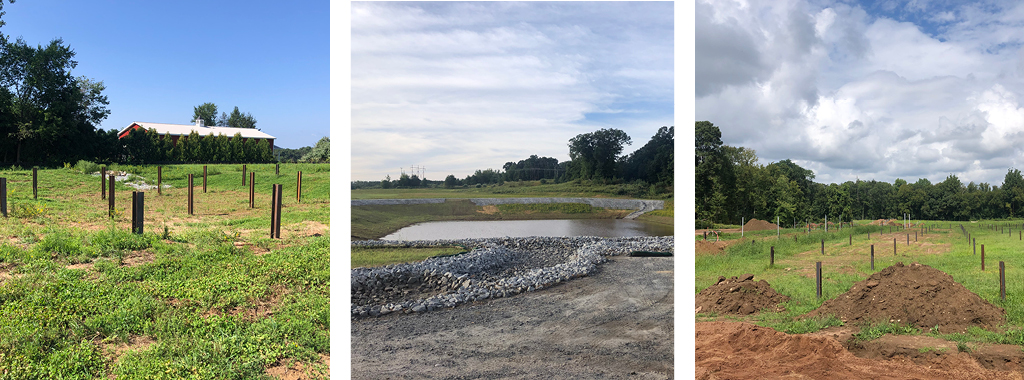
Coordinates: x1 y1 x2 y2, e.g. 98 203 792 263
352 246 465 268
696 220 1024 349
0 164 328 378
697 120 1024 228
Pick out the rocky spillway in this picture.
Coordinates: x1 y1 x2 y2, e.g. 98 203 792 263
351 236 674 318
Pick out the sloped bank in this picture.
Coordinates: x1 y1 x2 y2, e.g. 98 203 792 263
351 236 674 318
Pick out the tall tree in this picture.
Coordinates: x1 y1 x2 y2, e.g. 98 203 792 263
695 121 733 223
300 137 330 163
225 106 257 129
620 126 674 186
192 102 218 126
567 128 631 181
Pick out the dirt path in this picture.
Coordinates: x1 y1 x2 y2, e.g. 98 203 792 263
351 256 673 379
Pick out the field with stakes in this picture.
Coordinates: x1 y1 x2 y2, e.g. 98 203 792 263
697 220 1024 350
0 163 329 379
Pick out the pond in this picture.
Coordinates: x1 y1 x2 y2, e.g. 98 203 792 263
380 219 674 240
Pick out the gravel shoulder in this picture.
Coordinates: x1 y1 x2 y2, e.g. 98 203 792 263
351 255 674 379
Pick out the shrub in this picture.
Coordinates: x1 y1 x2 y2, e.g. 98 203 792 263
74 160 101 174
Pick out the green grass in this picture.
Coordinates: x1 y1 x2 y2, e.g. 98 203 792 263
696 220 1024 348
352 246 466 268
352 179 672 200
0 164 329 379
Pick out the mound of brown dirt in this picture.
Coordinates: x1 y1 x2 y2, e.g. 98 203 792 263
742 218 779 231
696 274 790 315
696 321 1021 380
695 240 730 254
805 262 1005 334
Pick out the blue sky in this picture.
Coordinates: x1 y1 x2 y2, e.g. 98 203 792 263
350 1 674 181
1 0 329 149
697 0 1024 186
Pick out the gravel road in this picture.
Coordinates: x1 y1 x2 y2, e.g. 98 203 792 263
350 255 674 379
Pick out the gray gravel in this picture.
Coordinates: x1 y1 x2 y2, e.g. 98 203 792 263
351 236 673 318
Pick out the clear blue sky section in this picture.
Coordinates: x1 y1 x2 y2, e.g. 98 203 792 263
1 0 329 149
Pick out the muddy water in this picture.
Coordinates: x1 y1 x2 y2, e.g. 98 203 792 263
381 219 673 240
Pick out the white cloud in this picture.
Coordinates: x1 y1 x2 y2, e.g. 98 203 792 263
696 0 1024 186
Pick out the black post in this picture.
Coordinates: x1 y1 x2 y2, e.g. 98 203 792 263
821 239 824 255
870 245 875 270
32 167 37 199
850 234 852 246
203 166 207 193
101 167 106 199
276 162 280 176
275 184 282 239
982 244 986 271
158 166 162 195
974 238 977 255
770 246 774 267
915 231 917 242
131 191 137 232
243 164 247 186
894 238 897 256
0 178 6 217
816 261 822 299
907 233 909 246
132 191 144 234
249 172 255 208
270 184 277 238
108 176 115 218
1000 261 1006 301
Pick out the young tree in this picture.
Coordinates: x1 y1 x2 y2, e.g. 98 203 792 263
230 132 245 162
225 106 258 129
444 174 458 188
300 137 330 163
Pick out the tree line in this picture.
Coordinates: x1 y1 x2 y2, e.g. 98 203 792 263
696 121 1024 228
366 126 674 193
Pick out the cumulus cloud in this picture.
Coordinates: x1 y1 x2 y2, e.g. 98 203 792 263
352 2 673 180
696 0 1024 186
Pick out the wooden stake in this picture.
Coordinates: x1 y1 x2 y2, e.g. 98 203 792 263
249 172 255 208
108 176 115 218
158 166 162 195
1000 261 1006 301
816 262 822 299
770 246 774 267
982 244 986 271
296 171 302 202
203 166 207 193
101 167 106 199
870 245 875 270
32 167 37 199
187 174 194 215
243 164 247 186
0 178 6 218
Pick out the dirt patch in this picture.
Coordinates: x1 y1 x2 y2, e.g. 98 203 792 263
294 220 329 237
121 250 155 267
266 354 330 379
805 262 1005 334
695 274 789 315
97 334 156 365
742 218 779 231
477 205 499 214
695 240 732 254
696 321 1021 380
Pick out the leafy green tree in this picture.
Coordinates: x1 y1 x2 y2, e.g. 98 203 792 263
568 128 631 181
256 139 274 162
620 126 673 186
1003 169 1024 217
230 132 245 162
444 174 458 188
225 106 257 129
695 121 733 223
300 137 330 163
192 103 218 126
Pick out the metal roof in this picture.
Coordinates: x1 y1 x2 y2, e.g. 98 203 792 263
119 121 276 139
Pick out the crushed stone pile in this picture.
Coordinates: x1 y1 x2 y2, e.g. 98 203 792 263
696 274 790 315
742 218 779 231
805 262 1005 333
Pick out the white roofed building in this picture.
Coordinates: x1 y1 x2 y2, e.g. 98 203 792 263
117 119 276 152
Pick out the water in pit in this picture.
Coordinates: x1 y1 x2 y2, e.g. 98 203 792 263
380 219 674 240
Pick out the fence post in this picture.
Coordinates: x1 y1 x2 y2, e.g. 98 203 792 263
243 164 247 186
132 191 144 234
249 172 255 208
982 244 986 271
821 239 824 255
158 166 162 195
275 184 282 238
270 184 283 239
0 178 6 218
816 261 822 298
770 246 774 267
974 238 977 255
187 174 194 215
276 162 279 176
132 191 137 232
203 166 207 193
870 245 875 270
296 171 302 203
101 167 106 199
894 238 897 256
850 234 852 246
32 167 37 199
1000 261 1006 301
108 176 115 218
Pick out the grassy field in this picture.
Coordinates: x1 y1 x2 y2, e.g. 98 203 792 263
351 181 674 241
696 220 1024 348
351 245 466 268
0 163 328 379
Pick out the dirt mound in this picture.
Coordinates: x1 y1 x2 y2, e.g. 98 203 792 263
696 321 1020 380
742 218 779 231
695 274 789 315
695 240 731 254
805 262 1005 333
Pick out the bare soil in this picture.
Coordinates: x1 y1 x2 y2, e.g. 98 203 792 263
742 218 779 231
804 262 1005 334
351 256 673 379
696 321 1023 380
695 274 789 315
